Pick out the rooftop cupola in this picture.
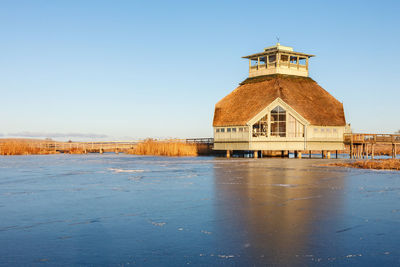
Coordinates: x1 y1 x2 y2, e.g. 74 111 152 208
242 43 314 77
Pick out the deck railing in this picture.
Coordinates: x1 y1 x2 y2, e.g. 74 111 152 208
344 133 400 144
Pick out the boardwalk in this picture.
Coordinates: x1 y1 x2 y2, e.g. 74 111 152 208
33 141 138 154
344 133 400 159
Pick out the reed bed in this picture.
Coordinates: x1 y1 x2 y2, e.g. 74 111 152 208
0 140 57 155
329 159 400 171
127 139 208 157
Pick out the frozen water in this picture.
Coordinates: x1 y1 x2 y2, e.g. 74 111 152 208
0 154 399 266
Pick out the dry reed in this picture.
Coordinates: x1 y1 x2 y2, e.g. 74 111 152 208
329 159 400 171
127 139 202 157
0 140 57 155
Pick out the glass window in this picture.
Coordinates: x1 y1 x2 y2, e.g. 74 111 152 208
288 114 304 137
270 106 286 137
216 128 220 133
221 128 225 133
227 128 231 133
232 128 237 133
252 114 268 137
239 128 244 132
268 55 276 63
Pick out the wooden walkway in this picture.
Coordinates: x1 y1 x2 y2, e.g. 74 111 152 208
344 133 400 159
34 141 138 154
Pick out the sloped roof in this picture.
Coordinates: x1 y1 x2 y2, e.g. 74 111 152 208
213 74 346 127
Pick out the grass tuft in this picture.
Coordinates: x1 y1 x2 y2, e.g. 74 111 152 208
127 139 210 157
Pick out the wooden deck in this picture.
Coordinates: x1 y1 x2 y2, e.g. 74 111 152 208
344 133 399 159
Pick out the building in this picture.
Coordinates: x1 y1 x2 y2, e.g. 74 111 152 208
212 43 349 157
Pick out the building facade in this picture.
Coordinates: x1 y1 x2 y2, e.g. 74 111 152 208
212 43 349 156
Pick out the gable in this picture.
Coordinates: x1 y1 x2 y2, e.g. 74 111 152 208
247 97 308 126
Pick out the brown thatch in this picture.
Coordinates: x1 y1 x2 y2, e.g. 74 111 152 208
213 74 346 127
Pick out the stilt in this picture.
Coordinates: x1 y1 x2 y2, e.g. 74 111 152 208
294 151 298 158
309 150 312 158
298 152 302 159
281 150 285 158
226 150 230 158
336 150 338 159
322 150 325 159
392 144 396 159
350 145 353 159
254 150 258 158
327 151 331 159
362 144 364 159
371 144 375 159
99 148 104 154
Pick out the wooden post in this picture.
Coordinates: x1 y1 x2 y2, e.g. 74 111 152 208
226 150 230 158
371 144 375 159
393 144 396 159
254 150 258 158
281 150 285 158
327 152 331 159
322 150 325 159
309 150 312 158
294 151 298 158
298 152 302 159
362 144 365 159
277 52 280 67
257 57 260 70
336 150 338 159
353 145 356 159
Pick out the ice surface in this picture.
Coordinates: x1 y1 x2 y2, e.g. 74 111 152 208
0 154 399 265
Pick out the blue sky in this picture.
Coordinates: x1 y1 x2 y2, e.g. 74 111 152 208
1 0 400 140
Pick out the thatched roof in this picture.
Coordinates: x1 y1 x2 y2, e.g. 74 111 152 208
213 74 346 127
